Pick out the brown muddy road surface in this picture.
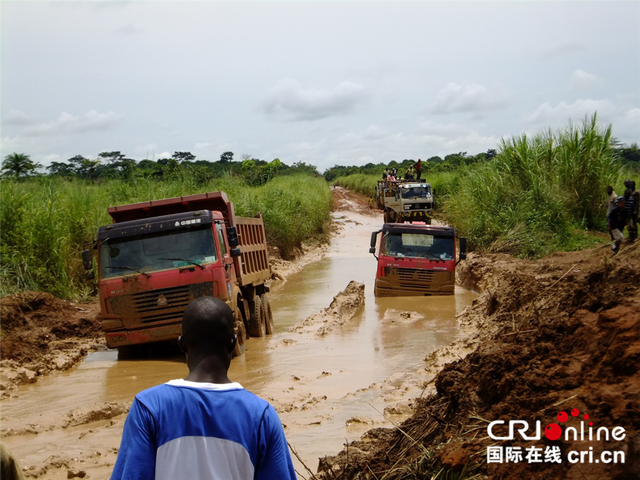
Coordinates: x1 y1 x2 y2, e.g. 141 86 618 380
0 187 478 479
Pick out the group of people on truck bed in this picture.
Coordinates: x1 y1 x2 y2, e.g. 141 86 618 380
382 158 423 182
606 179 638 254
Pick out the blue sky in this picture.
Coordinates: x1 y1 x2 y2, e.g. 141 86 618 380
2 0 639 173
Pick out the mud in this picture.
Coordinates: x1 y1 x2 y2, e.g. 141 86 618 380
289 280 365 337
319 242 640 480
0 292 103 397
3 186 636 480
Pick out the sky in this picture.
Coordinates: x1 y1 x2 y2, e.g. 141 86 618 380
2 0 639 174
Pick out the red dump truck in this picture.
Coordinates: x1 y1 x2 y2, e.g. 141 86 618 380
82 191 273 355
369 223 466 296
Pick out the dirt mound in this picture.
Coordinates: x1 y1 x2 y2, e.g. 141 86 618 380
289 281 365 337
0 291 103 395
319 242 640 479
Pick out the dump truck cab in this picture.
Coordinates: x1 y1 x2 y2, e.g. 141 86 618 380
370 223 466 296
84 191 273 354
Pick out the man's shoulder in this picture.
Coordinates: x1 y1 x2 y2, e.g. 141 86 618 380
134 381 269 408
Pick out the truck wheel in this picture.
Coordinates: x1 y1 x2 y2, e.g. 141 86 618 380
232 308 246 357
241 298 251 339
383 211 391 223
248 295 266 337
262 294 274 335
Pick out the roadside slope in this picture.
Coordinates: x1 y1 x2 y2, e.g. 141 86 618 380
319 241 640 480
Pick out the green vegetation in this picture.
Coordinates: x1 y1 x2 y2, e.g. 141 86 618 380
1 113 637 298
447 115 623 257
335 115 630 258
0 175 331 300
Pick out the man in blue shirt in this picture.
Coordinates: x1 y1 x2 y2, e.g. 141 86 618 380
111 297 297 480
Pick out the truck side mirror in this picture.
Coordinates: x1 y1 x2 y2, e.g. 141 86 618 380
226 226 239 248
230 247 242 258
458 237 467 261
369 231 379 257
82 249 93 271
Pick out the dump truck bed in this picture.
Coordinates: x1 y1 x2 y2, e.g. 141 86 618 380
235 214 271 286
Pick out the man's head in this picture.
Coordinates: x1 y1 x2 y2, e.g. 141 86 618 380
617 196 626 208
180 297 236 357
606 186 613 195
624 179 631 189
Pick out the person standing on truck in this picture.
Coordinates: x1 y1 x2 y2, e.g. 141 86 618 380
110 297 296 480
405 165 415 181
387 170 396 182
415 159 422 181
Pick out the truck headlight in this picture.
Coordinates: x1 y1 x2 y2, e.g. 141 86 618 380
404 205 411 210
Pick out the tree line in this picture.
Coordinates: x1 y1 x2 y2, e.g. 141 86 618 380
3 142 638 184
323 143 640 182
1 150 321 186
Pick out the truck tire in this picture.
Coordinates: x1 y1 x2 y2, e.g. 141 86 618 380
241 298 251 338
248 295 266 337
384 210 391 223
232 307 246 356
261 294 274 335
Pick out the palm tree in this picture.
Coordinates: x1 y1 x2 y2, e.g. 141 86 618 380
2 153 40 179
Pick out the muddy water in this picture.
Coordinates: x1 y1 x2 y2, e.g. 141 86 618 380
0 210 476 479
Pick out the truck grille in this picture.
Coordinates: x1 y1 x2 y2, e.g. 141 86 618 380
396 267 434 287
109 282 213 324
405 203 432 210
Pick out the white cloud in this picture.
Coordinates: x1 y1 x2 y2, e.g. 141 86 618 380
538 42 588 61
330 120 500 163
428 83 511 117
259 79 371 121
41 153 62 164
567 69 603 92
4 109 37 126
524 99 640 144
22 110 124 137
525 99 616 125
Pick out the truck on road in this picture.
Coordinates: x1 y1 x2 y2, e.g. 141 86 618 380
82 191 273 355
376 180 434 224
369 223 466 296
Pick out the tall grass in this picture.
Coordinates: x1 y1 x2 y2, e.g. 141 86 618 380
0 175 331 299
335 115 624 258
446 114 624 257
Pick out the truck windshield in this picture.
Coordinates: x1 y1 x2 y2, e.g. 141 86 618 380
401 186 431 199
99 225 217 278
382 233 453 260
